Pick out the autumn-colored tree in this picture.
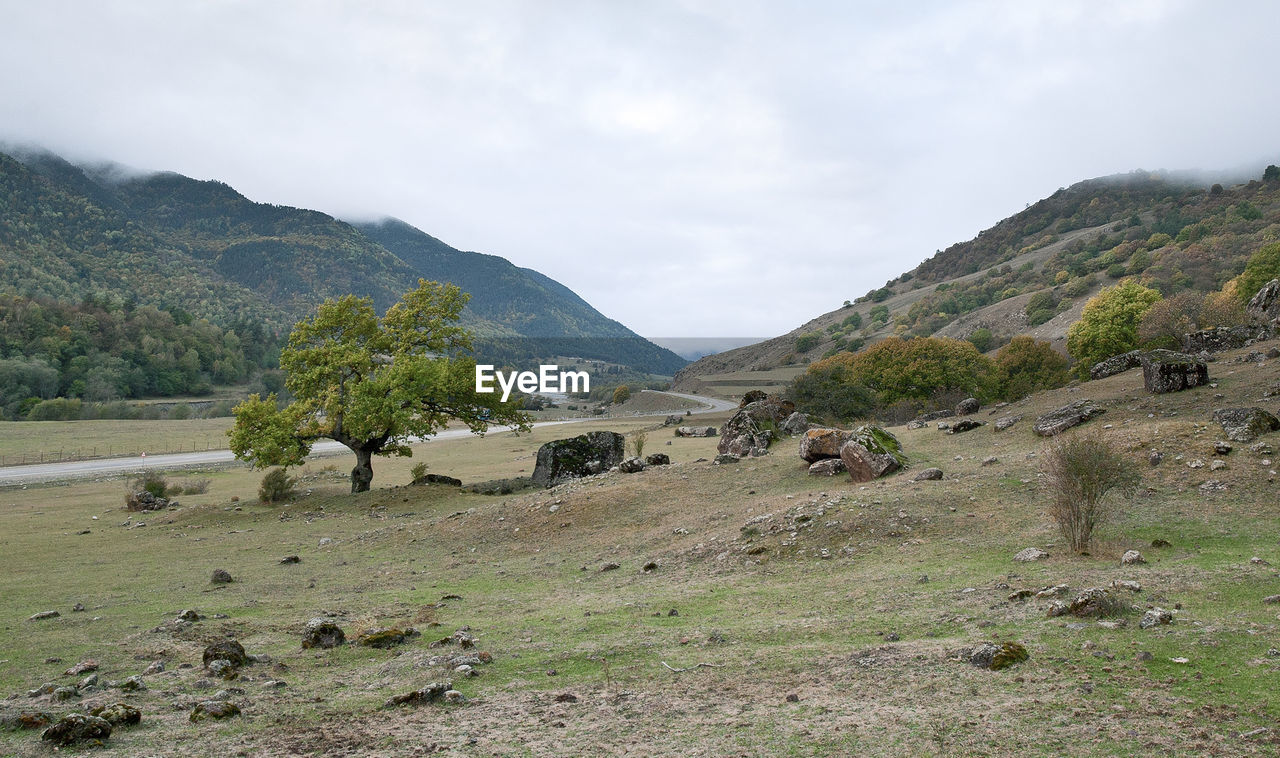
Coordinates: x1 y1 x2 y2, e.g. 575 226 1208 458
612 385 631 404
1235 242 1280 305
812 336 994 408
993 336 1069 400
1066 281 1162 378
229 280 530 492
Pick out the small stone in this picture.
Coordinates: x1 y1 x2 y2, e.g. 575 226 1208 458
600 562 620 572
1111 580 1141 592
981 456 998 466
64 659 99 676
177 609 201 622
1136 651 1154 661
713 453 740 465
52 686 80 702
90 702 141 727
1120 550 1146 566
1140 608 1173 629
119 675 146 691
189 700 240 722
301 618 346 649
384 681 452 708
28 610 60 621
911 468 943 481
202 640 248 668
1214 441 1233 455
143 660 165 675
1013 547 1049 562
668 608 679 617
443 689 467 704
280 555 301 564
785 693 800 703
1262 595 1280 605
210 569 234 584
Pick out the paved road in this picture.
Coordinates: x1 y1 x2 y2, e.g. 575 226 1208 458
0 390 737 485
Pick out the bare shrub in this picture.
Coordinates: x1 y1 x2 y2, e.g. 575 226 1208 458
258 468 298 504
1040 430 1139 553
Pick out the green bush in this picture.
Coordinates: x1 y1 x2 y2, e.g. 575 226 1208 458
1236 242 1280 304
130 471 170 499
259 468 298 504
1066 281 1162 377
794 331 823 353
967 328 993 353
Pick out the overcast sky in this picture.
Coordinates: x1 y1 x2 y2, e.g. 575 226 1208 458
2 1 1278 338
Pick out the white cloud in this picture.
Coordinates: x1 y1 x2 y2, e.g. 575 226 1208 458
1 0 1277 337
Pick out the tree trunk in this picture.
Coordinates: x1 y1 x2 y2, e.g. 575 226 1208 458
351 448 374 493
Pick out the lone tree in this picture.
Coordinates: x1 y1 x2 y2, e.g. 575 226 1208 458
229 280 531 492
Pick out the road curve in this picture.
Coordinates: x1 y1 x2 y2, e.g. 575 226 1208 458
0 390 737 485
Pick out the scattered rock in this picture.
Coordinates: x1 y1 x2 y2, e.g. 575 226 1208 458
1090 350 1144 380
1034 399 1106 436
1120 550 1146 566
980 456 999 466
384 681 452 708
143 660 165 675
713 454 740 465
64 660 98 676
1263 595 1280 605
555 692 579 703
0 710 53 730
994 414 1023 432
118 675 146 691
443 689 467 704
644 453 670 466
189 700 240 722
675 426 717 438
781 412 811 435
1111 580 1142 592
1013 547 1049 563
785 693 800 703
125 490 169 512
642 561 658 572
412 473 463 487
946 418 986 434
203 639 248 669
52 686 79 702
532 431 626 487
210 569 233 584
1148 451 1164 466
619 457 647 474
799 428 854 462
955 641 1028 670
41 713 112 746
1139 608 1174 629
839 425 907 483
719 397 793 457
911 467 943 481
1067 588 1126 618
177 609 202 622
955 397 980 415
1139 349 1209 394
1214 441 1233 455
807 458 847 476
28 610 59 621
301 618 346 649
1212 407 1280 442
600 562 620 572
90 703 141 727
357 628 419 649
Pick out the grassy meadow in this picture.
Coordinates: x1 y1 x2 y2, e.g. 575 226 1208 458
1 344 1279 756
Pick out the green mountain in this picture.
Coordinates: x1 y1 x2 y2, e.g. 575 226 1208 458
674 165 1280 391
0 147 685 383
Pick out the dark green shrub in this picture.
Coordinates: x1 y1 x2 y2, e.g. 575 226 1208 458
259 468 298 504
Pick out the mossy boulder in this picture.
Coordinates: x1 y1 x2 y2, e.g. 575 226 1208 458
41 713 112 746
90 703 141 727
201 639 247 669
532 431 625 486
357 627 419 649
839 425 907 483
990 642 1029 670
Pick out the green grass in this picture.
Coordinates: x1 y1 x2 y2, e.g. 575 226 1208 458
3 350 1280 755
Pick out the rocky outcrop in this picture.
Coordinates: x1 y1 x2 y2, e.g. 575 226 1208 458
125 490 169 512
1182 325 1271 354
532 431 625 486
1090 350 1143 380
1247 278 1280 328
807 458 846 476
946 418 985 434
780 412 811 435
839 425 907 483
718 397 792 457
1033 399 1106 436
799 428 853 462
41 713 112 746
1212 407 1280 442
1139 349 1209 394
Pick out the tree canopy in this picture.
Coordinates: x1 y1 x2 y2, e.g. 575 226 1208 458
1066 281 1162 377
229 280 531 492
1235 242 1280 305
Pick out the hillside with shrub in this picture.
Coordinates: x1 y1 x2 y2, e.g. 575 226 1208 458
676 163 1280 415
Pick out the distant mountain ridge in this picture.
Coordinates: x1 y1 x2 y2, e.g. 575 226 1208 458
0 146 685 374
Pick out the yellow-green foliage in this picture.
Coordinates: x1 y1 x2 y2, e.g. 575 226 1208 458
1066 281 1162 377
990 642 1029 670
810 336 994 408
993 336 1069 400
1235 241 1280 304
